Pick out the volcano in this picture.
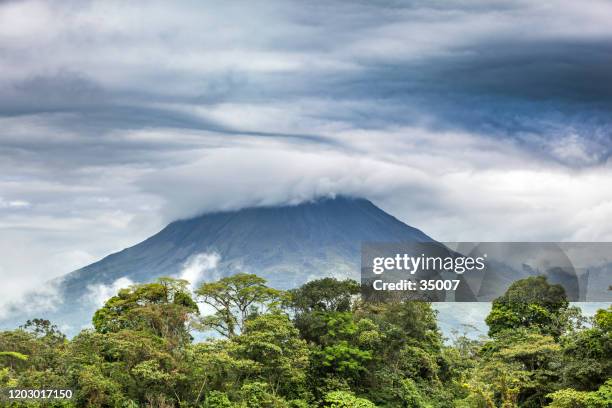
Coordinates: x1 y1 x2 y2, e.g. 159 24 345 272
63 196 433 292
6 197 433 333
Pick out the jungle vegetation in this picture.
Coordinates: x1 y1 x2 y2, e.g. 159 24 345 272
0 275 610 407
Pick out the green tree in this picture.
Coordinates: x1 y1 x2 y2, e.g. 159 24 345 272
547 379 612 408
238 381 289 408
233 313 310 400
66 328 183 407
203 390 234 407
183 340 253 406
322 390 376 407
92 277 198 348
305 311 374 393
560 306 612 391
196 273 284 338
486 276 570 338
0 320 70 397
21 318 67 343
288 278 360 314
288 278 362 346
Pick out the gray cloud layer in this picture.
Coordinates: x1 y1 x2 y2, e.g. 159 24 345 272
1 0 612 305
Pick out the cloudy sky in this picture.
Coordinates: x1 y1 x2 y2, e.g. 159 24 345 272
1 0 612 304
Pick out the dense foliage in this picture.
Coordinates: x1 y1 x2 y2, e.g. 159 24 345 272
0 275 609 407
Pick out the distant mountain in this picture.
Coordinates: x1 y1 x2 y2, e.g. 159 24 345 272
4 196 434 334
63 196 433 291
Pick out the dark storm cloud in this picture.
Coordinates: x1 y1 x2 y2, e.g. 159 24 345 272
345 39 612 133
235 26 612 141
1 0 610 164
0 71 339 156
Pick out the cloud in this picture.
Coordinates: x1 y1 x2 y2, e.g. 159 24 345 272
177 252 221 289
0 274 64 320
74 253 219 309
85 277 134 307
0 197 30 209
135 128 612 243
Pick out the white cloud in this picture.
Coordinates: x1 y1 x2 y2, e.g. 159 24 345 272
85 277 134 307
0 274 63 320
135 128 612 243
550 134 601 166
0 197 31 209
177 252 221 289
